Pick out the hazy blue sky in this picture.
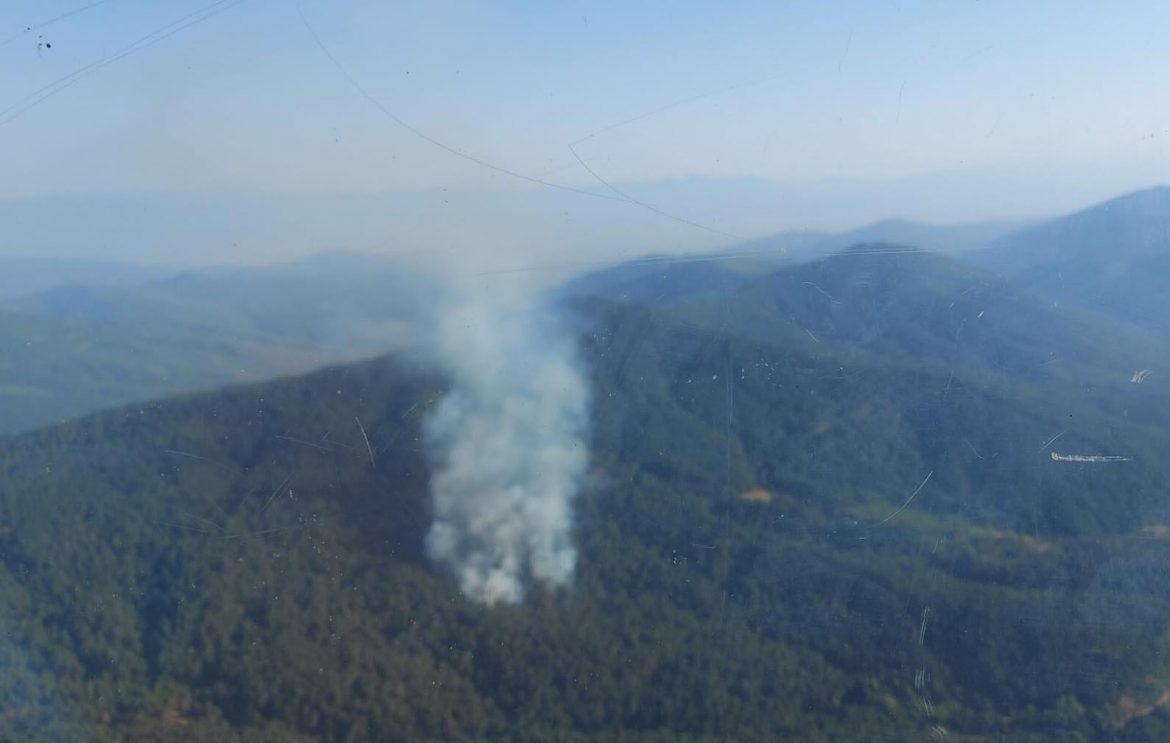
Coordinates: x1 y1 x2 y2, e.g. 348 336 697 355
1 0 1168 266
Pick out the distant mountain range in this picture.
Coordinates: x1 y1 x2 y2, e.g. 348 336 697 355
0 251 438 434
0 173 1093 269
0 213 1030 436
566 185 1170 347
557 216 1029 304
0 256 178 301
4 185 1170 438
969 185 1170 337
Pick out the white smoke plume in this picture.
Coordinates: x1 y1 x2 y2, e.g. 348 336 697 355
422 296 590 605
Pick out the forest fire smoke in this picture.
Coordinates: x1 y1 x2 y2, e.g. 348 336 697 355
422 297 590 605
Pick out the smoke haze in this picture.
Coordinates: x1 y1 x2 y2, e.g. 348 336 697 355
422 296 590 605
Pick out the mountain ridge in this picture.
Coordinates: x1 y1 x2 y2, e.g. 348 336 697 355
968 185 1170 336
0 252 439 435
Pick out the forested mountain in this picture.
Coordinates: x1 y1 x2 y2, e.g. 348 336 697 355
675 245 1170 389
0 252 437 435
3 246 1170 739
0 187 1122 439
969 186 1170 337
561 239 1170 424
557 217 1027 306
565 187 1170 350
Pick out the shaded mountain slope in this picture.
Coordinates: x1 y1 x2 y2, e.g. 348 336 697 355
677 245 1170 392
970 186 1170 337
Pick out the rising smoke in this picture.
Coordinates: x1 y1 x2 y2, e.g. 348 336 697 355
422 296 590 605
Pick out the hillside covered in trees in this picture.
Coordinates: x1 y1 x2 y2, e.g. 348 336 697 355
3 242 1170 740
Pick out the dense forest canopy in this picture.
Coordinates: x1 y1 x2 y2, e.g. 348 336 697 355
3 236 1170 739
